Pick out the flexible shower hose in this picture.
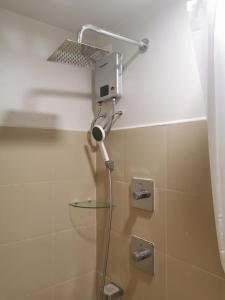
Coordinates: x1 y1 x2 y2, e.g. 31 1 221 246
98 168 113 300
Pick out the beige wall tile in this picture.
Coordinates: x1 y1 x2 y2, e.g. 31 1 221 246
124 126 166 188
166 190 224 277
1 120 221 300
95 121 224 300
167 256 225 300
0 185 29 244
167 121 211 194
20 287 53 300
0 244 12 299
111 181 126 234
0 183 52 244
0 127 95 184
53 272 96 300
52 131 96 184
0 237 53 299
53 228 96 283
0 127 55 184
0 127 97 299
23 183 53 238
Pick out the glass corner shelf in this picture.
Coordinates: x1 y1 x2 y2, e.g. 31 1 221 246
69 200 109 209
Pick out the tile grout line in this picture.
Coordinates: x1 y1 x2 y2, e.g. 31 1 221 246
112 118 207 131
0 226 95 247
14 270 97 300
166 254 225 282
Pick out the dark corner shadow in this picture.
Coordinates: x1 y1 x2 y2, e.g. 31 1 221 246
84 144 96 184
0 110 60 140
84 131 97 183
86 130 97 152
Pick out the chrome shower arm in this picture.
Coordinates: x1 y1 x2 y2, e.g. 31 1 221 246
77 24 149 51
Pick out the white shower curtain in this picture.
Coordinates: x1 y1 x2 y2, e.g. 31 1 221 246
187 0 225 272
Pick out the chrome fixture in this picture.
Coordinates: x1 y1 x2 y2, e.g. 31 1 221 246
131 177 154 211
47 24 149 68
133 190 151 200
91 123 112 169
104 283 123 299
47 39 109 68
91 125 109 161
77 24 149 52
131 236 155 275
132 248 151 262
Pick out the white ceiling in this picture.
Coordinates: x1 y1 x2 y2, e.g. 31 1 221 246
0 0 158 33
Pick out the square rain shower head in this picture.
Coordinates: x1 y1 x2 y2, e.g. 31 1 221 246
47 39 110 68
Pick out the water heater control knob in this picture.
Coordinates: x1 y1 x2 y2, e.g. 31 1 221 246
133 190 151 200
132 248 151 262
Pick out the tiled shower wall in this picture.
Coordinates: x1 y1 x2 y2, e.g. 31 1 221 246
0 127 96 300
96 120 225 300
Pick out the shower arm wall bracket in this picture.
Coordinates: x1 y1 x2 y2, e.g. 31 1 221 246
77 24 149 52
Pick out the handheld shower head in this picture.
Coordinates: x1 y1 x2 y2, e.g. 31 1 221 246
92 125 105 142
91 125 110 163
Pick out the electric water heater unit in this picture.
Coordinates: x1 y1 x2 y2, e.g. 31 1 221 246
95 52 123 102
